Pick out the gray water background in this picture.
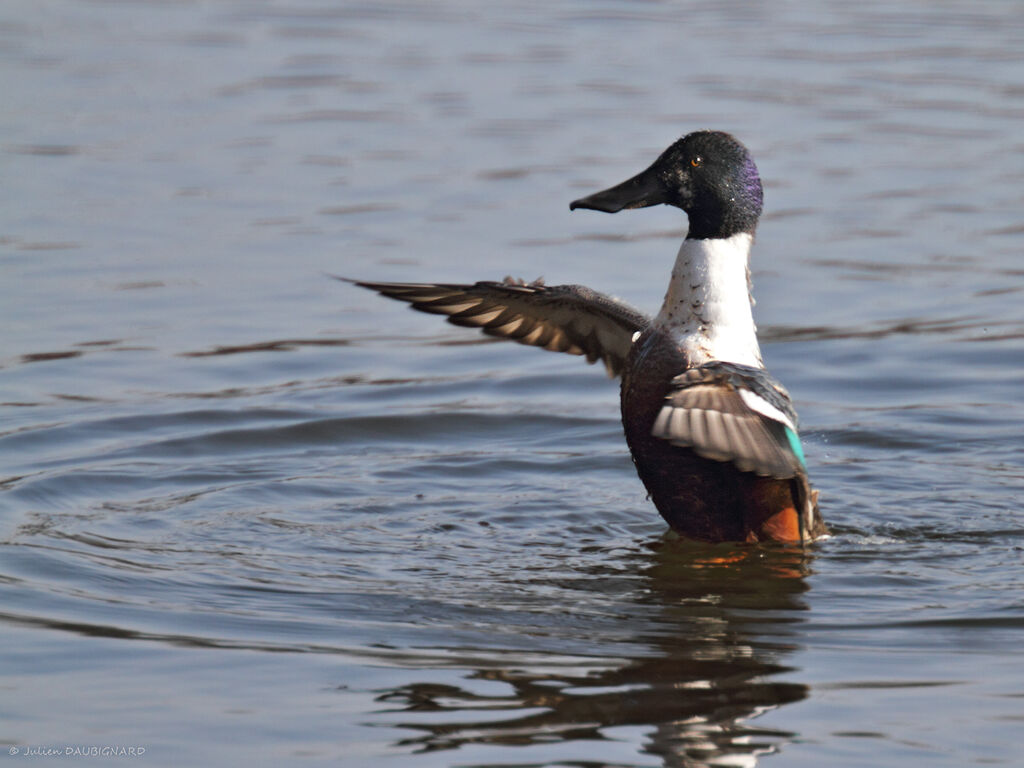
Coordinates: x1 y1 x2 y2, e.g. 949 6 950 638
2 1 1024 766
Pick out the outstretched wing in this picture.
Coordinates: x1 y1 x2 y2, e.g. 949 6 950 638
343 277 649 377
651 362 806 479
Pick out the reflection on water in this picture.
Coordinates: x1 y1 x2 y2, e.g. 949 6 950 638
374 543 811 767
2 494 816 767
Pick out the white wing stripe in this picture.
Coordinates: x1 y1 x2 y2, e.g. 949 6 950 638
738 389 796 431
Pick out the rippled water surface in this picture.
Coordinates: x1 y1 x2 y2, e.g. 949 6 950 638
3 1 1024 766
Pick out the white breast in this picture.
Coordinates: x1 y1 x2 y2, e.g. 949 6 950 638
652 232 763 368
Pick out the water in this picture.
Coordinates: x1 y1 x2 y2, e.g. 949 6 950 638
2 1 1024 765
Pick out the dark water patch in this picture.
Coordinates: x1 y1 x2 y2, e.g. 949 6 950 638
113 280 165 290
822 680 960 691
8 342 152 372
318 203 397 216
762 206 817 222
165 375 389 401
300 155 350 168
219 74 378 96
73 339 127 348
181 337 353 357
475 166 556 181
19 350 83 363
13 240 81 251
66 411 616 459
987 223 1024 236
761 315 999 342
514 227 687 247
267 108 406 124
470 118 560 139
6 143 80 156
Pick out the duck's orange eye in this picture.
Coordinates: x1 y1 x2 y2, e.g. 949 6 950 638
690 156 703 168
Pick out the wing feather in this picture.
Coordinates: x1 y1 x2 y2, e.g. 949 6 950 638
651 363 805 479
342 277 649 377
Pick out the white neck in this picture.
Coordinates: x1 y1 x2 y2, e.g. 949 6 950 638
653 232 763 368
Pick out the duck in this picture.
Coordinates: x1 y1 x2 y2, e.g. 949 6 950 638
345 130 826 544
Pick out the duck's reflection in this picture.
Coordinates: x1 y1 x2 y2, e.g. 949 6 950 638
374 542 812 767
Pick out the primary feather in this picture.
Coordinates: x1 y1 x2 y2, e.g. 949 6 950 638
343 277 648 378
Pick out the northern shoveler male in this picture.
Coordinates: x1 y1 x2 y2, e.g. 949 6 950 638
346 130 826 544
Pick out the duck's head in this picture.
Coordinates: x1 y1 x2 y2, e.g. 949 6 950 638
569 130 763 240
